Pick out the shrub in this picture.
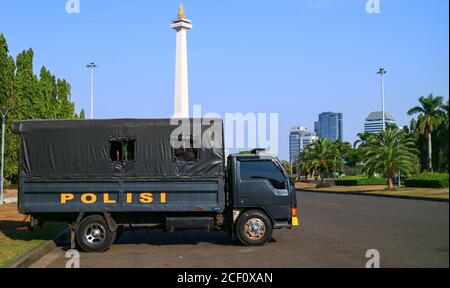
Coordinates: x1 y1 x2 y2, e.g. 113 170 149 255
404 173 449 188
335 175 387 186
315 182 332 188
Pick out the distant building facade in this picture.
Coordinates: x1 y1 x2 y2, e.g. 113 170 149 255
364 111 396 133
289 126 318 163
314 112 343 142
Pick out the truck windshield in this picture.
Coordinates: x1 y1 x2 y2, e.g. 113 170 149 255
240 160 287 190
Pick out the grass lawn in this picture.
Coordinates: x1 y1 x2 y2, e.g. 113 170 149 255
295 182 449 200
0 203 66 268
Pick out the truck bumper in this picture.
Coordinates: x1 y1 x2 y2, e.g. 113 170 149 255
291 216 299 227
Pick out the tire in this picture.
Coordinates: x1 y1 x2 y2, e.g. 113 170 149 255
76 215 116 253
236 210 273 246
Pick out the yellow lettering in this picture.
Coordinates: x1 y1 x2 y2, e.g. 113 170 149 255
126 193 133 203
81 193 97 204
160 192 167 203
61 193 74 204
103 193 116 204
140 193 153 204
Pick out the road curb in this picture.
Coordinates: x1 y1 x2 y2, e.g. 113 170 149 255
5 228 69 268
297 189 449 203
2 197 18 204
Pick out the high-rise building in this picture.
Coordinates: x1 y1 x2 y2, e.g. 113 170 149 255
314 112 343 142
364 111 396 133
289 126 318 163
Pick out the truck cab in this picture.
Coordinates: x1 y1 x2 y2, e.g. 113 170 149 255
227 149 298 246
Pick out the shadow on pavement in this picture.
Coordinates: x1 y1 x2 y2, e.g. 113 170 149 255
113 229 277 246
0 220 66 241
54 227 280 252
116 229 236 246
58 228 278 250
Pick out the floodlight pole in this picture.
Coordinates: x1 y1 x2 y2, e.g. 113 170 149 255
377 68 387 130
87 62 97 119
0 108 9 205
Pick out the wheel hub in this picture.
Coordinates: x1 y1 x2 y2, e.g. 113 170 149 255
85 223 106 244
244 218 266 240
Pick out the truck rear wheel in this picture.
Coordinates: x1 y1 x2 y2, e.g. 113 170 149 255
76 215 116 253
236 210 273 246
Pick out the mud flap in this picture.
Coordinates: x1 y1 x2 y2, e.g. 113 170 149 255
69 212 85 249
102 210 118 233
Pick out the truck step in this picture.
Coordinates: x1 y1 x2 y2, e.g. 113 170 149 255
166 217 214 232
274 221 290 229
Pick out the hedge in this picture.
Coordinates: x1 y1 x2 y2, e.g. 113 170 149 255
335 176 387 186
404 173 449 188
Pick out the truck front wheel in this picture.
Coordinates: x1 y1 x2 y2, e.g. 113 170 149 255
76 215 116 252
236 210 273 246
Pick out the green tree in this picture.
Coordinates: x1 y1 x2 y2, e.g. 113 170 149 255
0 34 10 106
56 79 75 119
0 34 80 182
297 148 314 177
434 100 449 172
79 109 86 119
297 138 341 184
15 49 39 119
280 160 292 176
37 67 57 119
335 140 352 159
335 140 363 174
407 93 446 172
353 132 372 149
0 35 18 182
345 147 363 168
363 128 419 189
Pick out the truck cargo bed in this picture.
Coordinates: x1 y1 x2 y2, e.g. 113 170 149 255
19 180 225 214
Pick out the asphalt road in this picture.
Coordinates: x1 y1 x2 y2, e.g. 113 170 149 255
31 192 449 268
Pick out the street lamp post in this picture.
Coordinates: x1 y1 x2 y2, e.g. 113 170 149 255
377 68 387 130
0 108 9 205
86 62 97 119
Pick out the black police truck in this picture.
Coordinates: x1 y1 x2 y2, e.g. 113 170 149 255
12 118 298 252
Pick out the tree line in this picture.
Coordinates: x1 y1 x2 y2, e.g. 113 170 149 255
0 34 84 183
294 94 449 189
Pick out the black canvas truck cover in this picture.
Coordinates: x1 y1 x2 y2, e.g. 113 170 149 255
12 118 224 182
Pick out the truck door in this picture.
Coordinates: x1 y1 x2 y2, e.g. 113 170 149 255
236 159 291 221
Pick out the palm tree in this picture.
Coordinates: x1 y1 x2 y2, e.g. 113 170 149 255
363 128 419 189
335 140 352 159
280 160 292 176
353 132 372 148
298 138 341 185
407 93 446 171
434 100 449 172
297 147 315 178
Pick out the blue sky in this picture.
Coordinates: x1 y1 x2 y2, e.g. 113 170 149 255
0 0 448 160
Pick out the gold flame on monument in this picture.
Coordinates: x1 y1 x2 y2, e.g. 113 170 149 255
177 3 185 20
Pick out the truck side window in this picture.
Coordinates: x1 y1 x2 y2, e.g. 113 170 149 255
173 134 199 162
109 138 135 162
240 160 286 189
